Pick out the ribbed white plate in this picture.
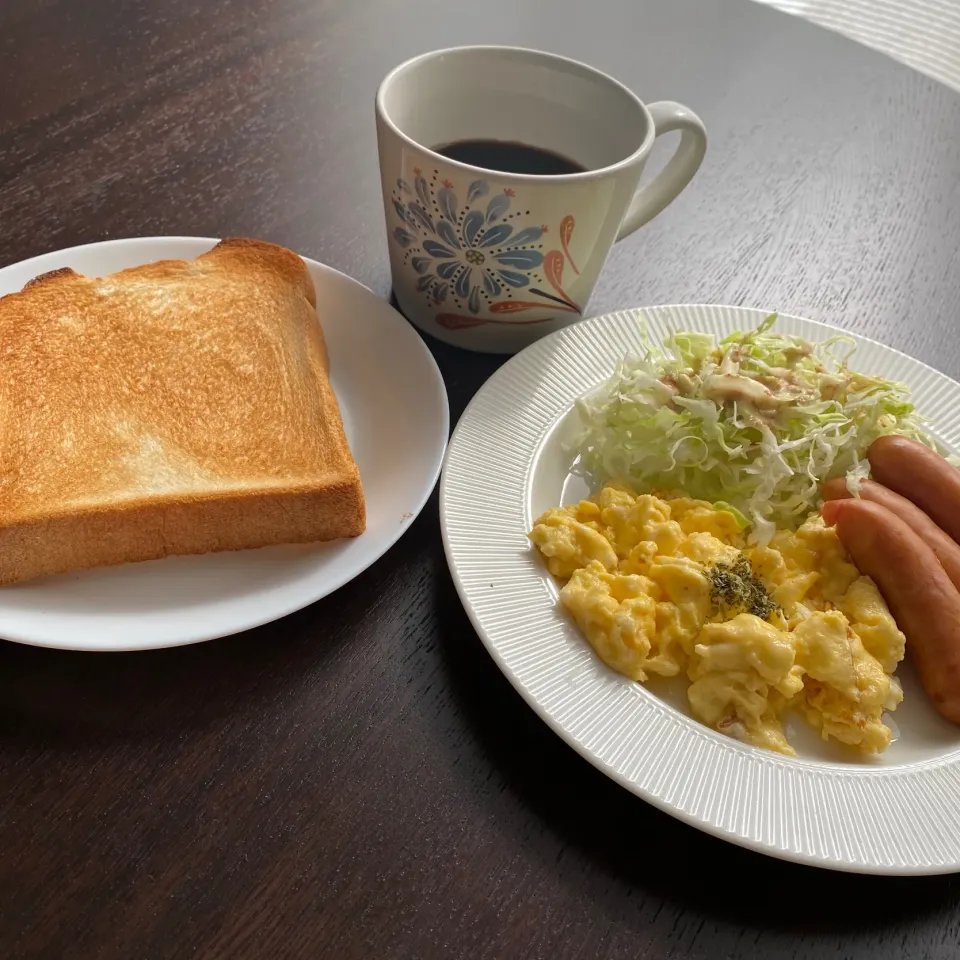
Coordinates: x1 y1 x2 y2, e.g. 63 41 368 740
440 305 960 875
0 237 449 651
754 0 960 97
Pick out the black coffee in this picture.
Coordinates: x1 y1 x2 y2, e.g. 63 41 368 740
434 139 585 176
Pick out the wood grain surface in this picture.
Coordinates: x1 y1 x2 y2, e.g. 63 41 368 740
3 0 960 958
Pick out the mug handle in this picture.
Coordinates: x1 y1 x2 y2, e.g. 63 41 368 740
616 101 707 241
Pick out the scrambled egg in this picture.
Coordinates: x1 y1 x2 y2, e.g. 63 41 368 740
529 483 905 756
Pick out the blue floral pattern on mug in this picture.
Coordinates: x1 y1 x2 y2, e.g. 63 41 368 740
390 170 580 322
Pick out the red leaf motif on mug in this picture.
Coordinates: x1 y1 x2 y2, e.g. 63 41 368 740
489 301 549 314
543 249 564 288
436 313 490 329
543 250 578 308
559 215 579 274
490 297 579 316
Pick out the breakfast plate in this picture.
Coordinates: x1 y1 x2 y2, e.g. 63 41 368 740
440 304 960 875
0 237 449 651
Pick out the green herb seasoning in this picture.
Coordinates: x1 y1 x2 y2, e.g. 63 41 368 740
708 555 779 621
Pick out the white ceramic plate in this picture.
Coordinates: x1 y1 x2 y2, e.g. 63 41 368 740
0 237 449 651
440 305 960 875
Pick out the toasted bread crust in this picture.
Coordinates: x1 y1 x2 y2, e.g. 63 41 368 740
23 266 81 290
0 238 365 584
0 481 364 584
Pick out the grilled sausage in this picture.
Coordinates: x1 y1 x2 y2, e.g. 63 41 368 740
868 435 960 544
821 498 960 724
821 477 960 592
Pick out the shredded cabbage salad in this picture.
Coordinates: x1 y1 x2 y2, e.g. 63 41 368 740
571 314 942 544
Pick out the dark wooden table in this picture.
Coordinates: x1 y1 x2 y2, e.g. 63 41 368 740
3 0 960 957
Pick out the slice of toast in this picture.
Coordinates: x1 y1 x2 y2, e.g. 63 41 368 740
0 238 365 585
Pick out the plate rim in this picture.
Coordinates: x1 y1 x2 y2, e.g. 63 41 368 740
0 236 450 652
440 303 960 875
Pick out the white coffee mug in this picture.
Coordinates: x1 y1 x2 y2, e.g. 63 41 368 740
376 46 706 354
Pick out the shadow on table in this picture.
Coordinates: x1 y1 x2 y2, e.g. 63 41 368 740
387 291 511 427
432 571 960 937
0 602 335 745
0 505 435 747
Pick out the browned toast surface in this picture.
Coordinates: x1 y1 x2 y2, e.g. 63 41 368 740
0 238 365 583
